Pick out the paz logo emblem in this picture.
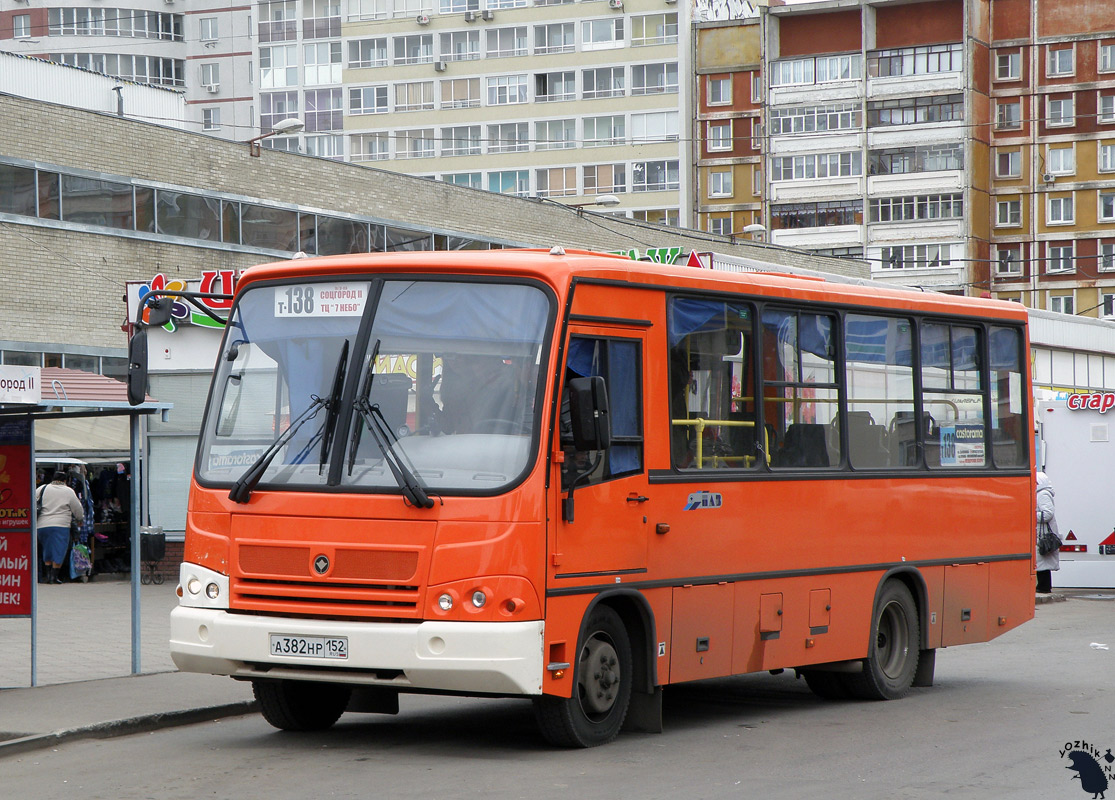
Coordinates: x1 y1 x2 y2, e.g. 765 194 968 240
313 555 330 575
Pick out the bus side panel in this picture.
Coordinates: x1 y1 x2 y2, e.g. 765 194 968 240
941 562 991 646
670 584 733 682
540 593 593 698
919 564 945 650
987 558 1035 640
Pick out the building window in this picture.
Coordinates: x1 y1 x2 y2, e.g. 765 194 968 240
996 246 1022 275
1100 95 1115 124
534 22 574 55
581 18 624 51
1102 43 1115 73
350 131 389 162
1048 145 1075 175
708 170 733 198
707 76 731 106
583 67 624 99
631 111 679 143
1048 46 1074 76
199 17 218 40
487 169 529 197
1048 96 1074 127
1101 242 1115 271
1102 143 1115 172
772 200 862 229
774 151 863 181
536 118 575 150
584 115 625 147
440 30 480 62
1100 191 1115 223
349 38 387 68
868 144 961 176
879 244 951 270
258 1 296 42
868 43 962 77
996 51 1020 80
536 167 577 198
305 134 343 160
304 41 341 84
440 125 480 157
487 122 528 153
708 216 731 236
350 0 389 19
769 57 814 87
995 100 1021 130
632 63 678 95
395 81 434 111
303 0 341 39
260 45 298 88
394 34 433 65
1048 195 1074 225
752 73 762 103
486 27 527 58
395 128 435 159
535 71 575 102
631 13 677 47
769 103 860 135
260 91 298 133
707 121 732 151
486 74 527 105
1050 294 1074 314
441 77 480 108
304 88 343 131
870 193 963 222
584 163 626 194
441 172 482 189
202 108 221 131
996 199 1021 227
632 160 679 192
997 150 1022 178
867 94 963 127
13 14 31 38
200 62 220 87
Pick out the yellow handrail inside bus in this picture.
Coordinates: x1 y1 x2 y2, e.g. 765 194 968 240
670 417 769 469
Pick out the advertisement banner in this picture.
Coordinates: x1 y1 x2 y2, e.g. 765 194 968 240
0 417 33 617
0 531 32 617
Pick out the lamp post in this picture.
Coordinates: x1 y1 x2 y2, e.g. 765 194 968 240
540 194 622 215
246 117 305 157
734 223 766 242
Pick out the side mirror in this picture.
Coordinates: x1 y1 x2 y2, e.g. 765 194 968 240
126 327 148 406
146 297 174 327
567 376 610 451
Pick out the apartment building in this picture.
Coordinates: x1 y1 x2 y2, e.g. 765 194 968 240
693 17 763 238
987 0 1115 318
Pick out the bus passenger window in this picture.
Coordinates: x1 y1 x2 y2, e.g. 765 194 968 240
667 297 758 470
561 336 643 490
921 322 985 468
762 309 839 468
844 314 915 469
989 326 1026 467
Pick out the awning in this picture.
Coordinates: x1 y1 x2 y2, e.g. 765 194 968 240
34 415 130 459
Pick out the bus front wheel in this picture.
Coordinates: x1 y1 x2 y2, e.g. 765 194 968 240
533 605 633 747
253 679 351 731
846 580 920 701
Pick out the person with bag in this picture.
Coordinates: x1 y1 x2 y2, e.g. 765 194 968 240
1035 471 1061 594
35 468 84 585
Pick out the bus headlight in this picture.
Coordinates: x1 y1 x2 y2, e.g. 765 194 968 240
205 582 220 600
471 591 487 608
187 578 202 595
438 593 454 611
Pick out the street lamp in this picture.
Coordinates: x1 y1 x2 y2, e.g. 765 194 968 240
246 118 305 157
542 194 622 215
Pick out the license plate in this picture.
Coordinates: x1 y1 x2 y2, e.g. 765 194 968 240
269 634 348 660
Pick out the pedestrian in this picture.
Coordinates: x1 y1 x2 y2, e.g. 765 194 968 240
1035 471 1061 594
36 468 84 584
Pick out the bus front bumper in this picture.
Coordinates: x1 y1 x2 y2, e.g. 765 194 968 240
170 605 545 696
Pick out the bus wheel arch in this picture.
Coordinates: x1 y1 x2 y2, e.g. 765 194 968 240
846 575 921 700
534 591 656 746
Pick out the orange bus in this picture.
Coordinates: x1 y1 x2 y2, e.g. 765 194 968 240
135 248 1035 747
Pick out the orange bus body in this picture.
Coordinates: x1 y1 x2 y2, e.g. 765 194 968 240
170 249 1035 745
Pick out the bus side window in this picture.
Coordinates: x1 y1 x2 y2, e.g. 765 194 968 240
561 336 643 490
667 296 759 470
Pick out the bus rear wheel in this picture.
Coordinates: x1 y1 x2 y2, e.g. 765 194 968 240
533 605 633 747
253 679 351 731
846 580 920 701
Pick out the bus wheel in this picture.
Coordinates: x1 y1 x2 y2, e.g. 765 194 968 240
800 670 851 700
533 605 633 747
253 679 351 731
847 581 920 701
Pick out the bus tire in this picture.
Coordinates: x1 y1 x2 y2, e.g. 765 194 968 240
253 679 351 731
800 670 852 700
846 580 920 701
533 605 633 747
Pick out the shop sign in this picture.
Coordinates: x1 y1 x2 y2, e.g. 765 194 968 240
0 418 33 617
1067 392 1115 413
0 366 40 405
610 247 684 265
127 270 240 332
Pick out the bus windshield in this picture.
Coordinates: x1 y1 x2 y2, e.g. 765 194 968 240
196 278 552 495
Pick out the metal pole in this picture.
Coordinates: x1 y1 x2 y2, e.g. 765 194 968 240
130 413 141 674
29 415 37 687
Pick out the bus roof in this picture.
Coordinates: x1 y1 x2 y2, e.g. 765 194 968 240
240 248 1028 324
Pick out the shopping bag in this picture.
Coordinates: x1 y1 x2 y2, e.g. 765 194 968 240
70 542 92 579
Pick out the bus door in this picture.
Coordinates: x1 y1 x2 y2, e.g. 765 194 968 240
552 329 649 579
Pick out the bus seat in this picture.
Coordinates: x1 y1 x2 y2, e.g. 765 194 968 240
847 411 889 468
888 411 933 467
368 373 412 433
775 423 829 467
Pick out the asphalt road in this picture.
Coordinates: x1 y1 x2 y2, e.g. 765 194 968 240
4 595 1113 800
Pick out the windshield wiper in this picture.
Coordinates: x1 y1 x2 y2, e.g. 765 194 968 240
347 339 380 476
351 393 434 509
228 343 350 504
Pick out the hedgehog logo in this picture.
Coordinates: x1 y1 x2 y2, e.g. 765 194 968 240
1062 741 1115 798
